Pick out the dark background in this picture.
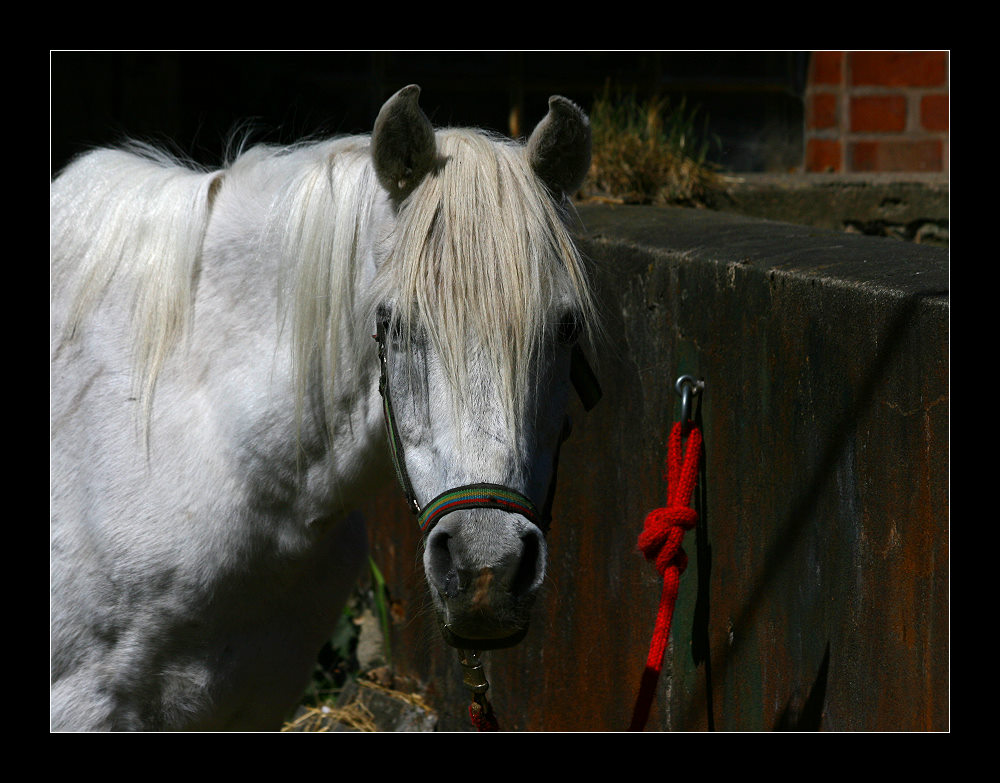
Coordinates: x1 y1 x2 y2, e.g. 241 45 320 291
50 51 810 176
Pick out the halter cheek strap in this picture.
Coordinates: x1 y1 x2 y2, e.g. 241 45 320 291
374 318 599 535
376 320 421 516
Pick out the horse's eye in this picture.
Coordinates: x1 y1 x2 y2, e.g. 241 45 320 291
556 310 582 345
376 304 404 342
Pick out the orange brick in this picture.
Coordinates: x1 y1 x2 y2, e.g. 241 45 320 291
811 52 843 85
851 94 908 132
850 51 947 87
808 92 839 129
806 138 842 172
921 93 949 131
850 139 943 172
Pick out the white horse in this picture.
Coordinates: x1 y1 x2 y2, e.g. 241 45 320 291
50 85 597 730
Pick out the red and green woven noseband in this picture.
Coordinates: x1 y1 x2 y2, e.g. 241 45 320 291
418 483 540 534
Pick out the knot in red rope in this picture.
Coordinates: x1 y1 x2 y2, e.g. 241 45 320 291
638 505 697 577
638 422 702 575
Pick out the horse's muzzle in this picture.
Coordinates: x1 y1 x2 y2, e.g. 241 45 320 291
424 508 545 651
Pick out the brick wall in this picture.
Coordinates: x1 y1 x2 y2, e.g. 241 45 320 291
805 51 949 173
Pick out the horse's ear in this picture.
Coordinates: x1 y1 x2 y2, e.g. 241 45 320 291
371 84 437 203
527 96 592 198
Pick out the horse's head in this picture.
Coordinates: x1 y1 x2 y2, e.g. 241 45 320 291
369 85 595 649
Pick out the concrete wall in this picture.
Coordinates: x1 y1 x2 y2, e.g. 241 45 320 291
719 173 949 247
361 205 949 731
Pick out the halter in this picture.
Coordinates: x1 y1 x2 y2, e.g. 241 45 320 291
374 316 600 536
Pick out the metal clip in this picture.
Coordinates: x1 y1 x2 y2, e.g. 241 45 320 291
458 649 490 695
675 375 704 430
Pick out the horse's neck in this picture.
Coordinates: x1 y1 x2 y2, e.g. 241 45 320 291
189 146 388 513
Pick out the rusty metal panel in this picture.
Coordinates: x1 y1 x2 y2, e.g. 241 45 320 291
362 206 949 731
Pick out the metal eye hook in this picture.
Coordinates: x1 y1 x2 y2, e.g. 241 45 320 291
675 375 704 430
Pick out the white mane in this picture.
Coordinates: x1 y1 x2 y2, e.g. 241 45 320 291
51 144 221 430
268 137 384 434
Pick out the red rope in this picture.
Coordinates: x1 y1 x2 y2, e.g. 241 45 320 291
469 694 500 731
629 421 702 731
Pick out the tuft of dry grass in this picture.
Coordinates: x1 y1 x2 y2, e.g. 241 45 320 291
582 86 723 207
282 701 379 732
281 678 436 732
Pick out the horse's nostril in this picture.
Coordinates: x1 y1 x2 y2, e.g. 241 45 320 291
427 529 456 595
511 527 544 596
444 569 460 598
